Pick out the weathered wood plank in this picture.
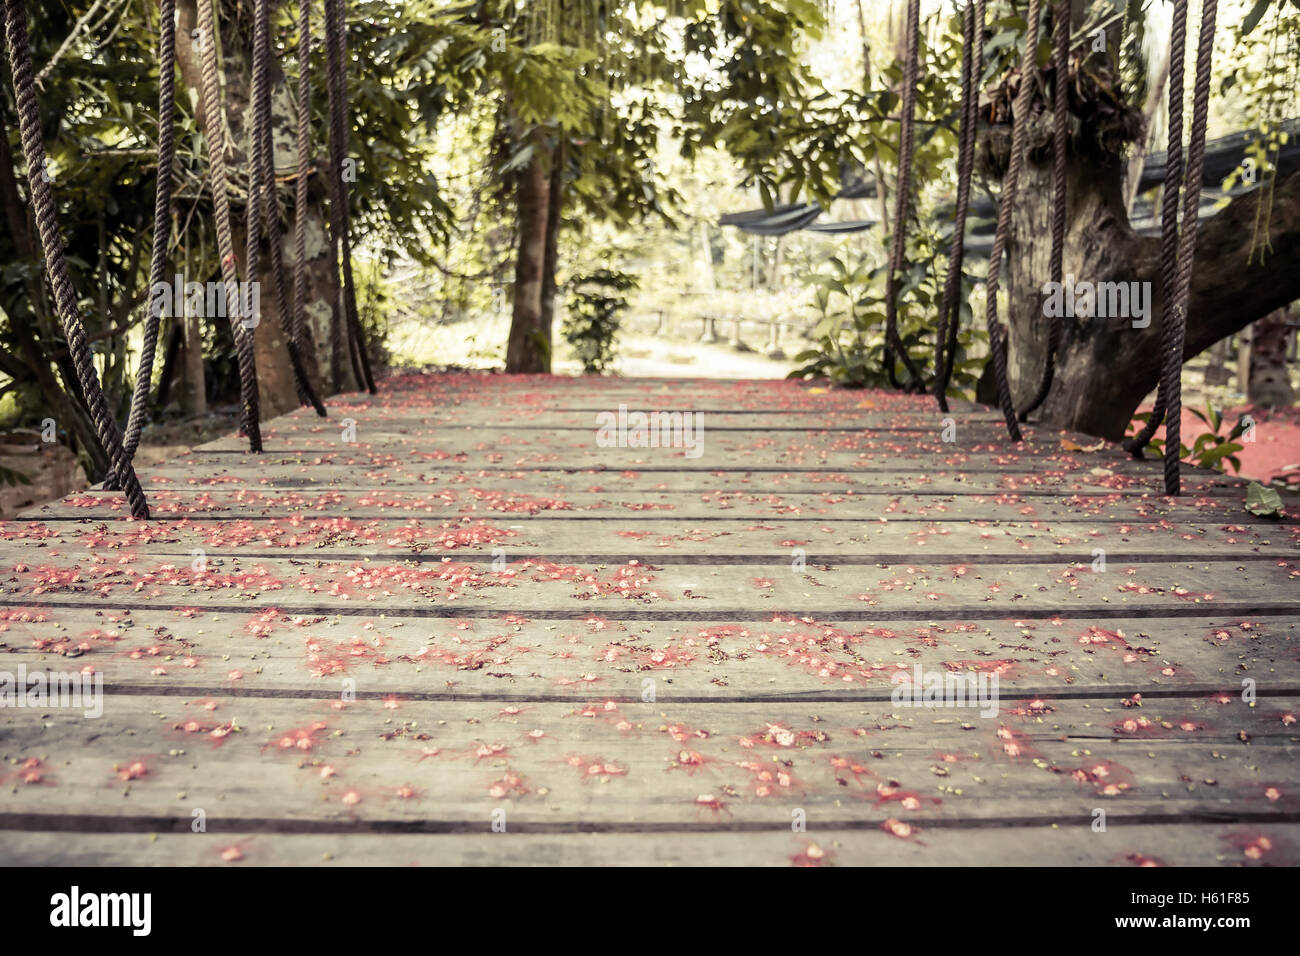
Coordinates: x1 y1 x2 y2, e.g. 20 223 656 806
4 822 1295 866
1 607 1294 699
2 697 1295 830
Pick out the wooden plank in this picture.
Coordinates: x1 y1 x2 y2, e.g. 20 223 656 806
28 489 1292 524
3 822 1296 866
1 516 1295 560
1 552 1294 620
2 696 1296 828
1 606 1295 699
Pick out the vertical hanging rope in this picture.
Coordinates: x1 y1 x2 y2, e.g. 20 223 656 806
107 0 176 490
293 0 321 405
934 0 983 413
253 0 326 415
197 0 263 451
3 0 150 518
1124 0 1187 460
1161 0 1217 496
323 0 375 394
982 0 1042 443
884 0 926 392
1017 0 1070 421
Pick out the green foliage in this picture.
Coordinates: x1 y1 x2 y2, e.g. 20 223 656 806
1130 404 1248 474
786 251 985 393
562 269 638 374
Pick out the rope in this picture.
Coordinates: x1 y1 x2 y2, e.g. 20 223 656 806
1124 0 1187 460
981 0 1042 443
323 0 375 394
934 0 983 413
197 0 262 451
884 0 926 392
253 0 326 416
3 0 149 518
107 0 175 490
1161 0 1217 496
292 0 324 410
1017 0 1070 421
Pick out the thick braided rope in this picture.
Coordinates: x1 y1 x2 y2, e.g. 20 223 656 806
293 0 312 366
323 0 375 394
123 0 176 462
883 0 926 392
935 0 981 413
106 0 177 490
3 0 149 517
246 0 268 335
982 0 1041 442
1018 0 1070 421
1124 0 1188 459
1162 0 1217 496
253 0 326 415
197 0 262 451
939 0 986 409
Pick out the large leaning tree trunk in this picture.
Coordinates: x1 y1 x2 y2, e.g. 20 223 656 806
981 9 1300 441
175 0 332 417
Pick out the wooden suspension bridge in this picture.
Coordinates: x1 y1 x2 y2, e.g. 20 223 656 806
0 372 1296 866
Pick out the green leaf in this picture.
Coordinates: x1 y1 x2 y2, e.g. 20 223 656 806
1245 481 1284 518
1242 0 1272 36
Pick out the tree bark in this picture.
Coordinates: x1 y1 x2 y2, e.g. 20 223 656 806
998 157 1300 439
539 138 565 346
1248 308 1295 408
505 131 553 374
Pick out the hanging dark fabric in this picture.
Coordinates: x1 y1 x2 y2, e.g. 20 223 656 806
1017 0 1070 421
981 0 1043 443
934 0 983 413
2 0 150 517
883 0 926 392
196 0 263 451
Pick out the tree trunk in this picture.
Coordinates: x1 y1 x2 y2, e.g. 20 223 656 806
539 138 565 344
505 131 553 374
1248 308 1295 408
981 85 1300 440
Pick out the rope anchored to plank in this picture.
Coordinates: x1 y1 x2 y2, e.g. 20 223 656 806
884 0 927 393
196 0 263 452
1122 0 1217 496
981 0 1042 443
3 0 150 518
934 0 984 413
251 0 327 417
1017 0 1070 422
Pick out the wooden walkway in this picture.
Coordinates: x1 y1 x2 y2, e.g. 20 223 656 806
1 373 1297 866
